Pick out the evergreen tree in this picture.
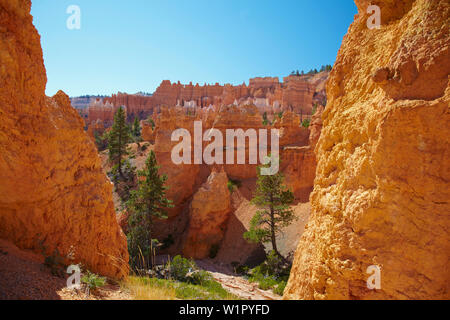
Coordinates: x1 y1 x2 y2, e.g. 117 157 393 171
244 163 295 260
132 117 141 138
126 151 173 270
147 117 156 130
94 131 108 151
262 112 269 126
107 107 131 177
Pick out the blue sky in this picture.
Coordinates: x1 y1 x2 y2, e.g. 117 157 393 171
31 0 357 97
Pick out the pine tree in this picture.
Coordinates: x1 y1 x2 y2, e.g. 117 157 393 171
244 163 295 260
107 107 131 177
126 150 173 270
262 112 269 126
132 117 141 138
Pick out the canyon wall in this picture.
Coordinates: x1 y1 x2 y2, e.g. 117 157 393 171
0 0 129 279
86 73 329 126
143 104 319 259
285 0 450 300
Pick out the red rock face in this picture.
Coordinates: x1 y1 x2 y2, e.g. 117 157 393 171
282 76 316 114
86 73 329 125
0 0 129 279
103 93 154 119
280 147 317 202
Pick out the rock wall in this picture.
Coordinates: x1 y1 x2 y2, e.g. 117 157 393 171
86 73 329 125
103 92 154 120
144 103 320 259
285 0 450 300
0 0 128 279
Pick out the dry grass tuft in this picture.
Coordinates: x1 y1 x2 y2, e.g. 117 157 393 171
123 276 176 300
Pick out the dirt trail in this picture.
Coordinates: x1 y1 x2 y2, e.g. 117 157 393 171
196 260 282 300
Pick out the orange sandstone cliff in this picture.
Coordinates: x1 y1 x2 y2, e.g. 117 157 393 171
284 0 450 300
0 0 129 279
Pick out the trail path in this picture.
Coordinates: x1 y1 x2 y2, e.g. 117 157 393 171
196 260 282 301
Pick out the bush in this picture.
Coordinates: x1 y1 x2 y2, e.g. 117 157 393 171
141 143 149 152
109 159 137 204
277 111 284 119
167 255 196 282
227 179 241 193
186 270 213 286
147 118 155 130
273 281 287 296
301 119 311 128
167 256 214 286
81 271 106 296
94 131 108 151
246 251 291 296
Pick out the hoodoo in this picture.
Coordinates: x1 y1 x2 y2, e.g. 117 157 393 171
284 0 450 300
0 0 129 279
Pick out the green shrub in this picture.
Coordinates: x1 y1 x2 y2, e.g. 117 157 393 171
141 143 149 152
235 265 249 275
301 119 311 128
168 255 196 281
246 251 291 296
147 118 155 130
227 179 242 193
109 159 137 204
81 271 106 296
277 111 284 119
186 270 213 286
273 281 287 296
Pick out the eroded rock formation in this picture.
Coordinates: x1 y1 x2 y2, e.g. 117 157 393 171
141 120 155 143
183 169 232 259
86 73 329 126
142 101 322 261
0 0 129 279
284 0 450 300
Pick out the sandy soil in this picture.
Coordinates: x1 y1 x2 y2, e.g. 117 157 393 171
0 239 131 300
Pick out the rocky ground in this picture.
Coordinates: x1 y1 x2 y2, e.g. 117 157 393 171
0 239 131 300
196 260 281 300
0 238 280 300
